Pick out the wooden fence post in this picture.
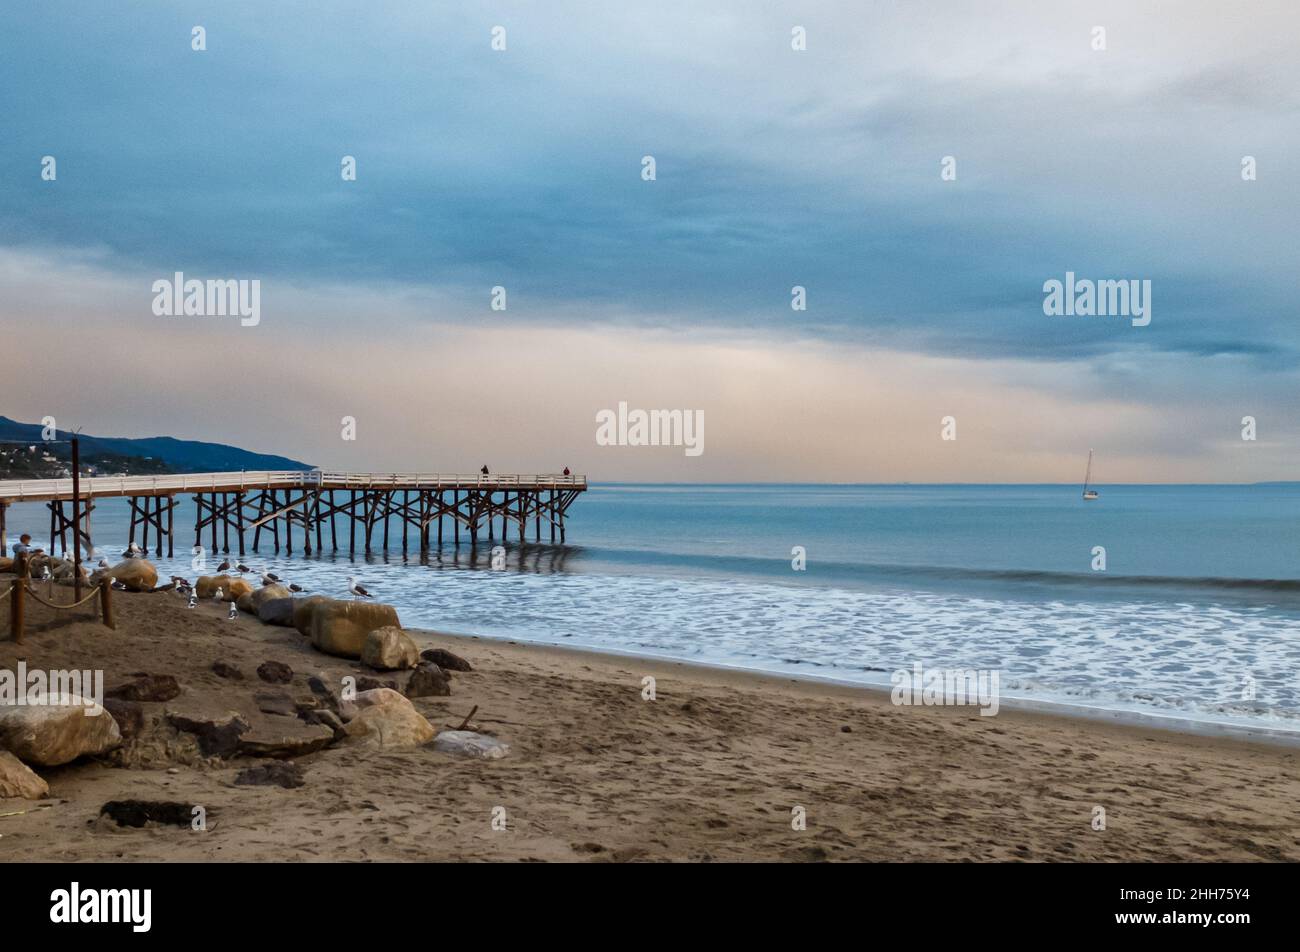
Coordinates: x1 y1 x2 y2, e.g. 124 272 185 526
100 576 115 630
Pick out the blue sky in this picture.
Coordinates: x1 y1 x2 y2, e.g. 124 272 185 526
1 2 1297 480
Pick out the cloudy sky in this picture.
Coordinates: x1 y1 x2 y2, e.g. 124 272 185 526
1 1 1296 481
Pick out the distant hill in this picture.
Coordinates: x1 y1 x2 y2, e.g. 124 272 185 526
0 416 312 477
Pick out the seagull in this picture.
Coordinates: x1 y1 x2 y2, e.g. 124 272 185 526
347 576 372 599
288 583 305 593
122 542 143 559
214 586 224 600
216 559 232 573
97 558 110 570
109 577 127 592
227 602 238 620
40 566 51 581
262 572 281 584
187 593 197 609
236 563 251 575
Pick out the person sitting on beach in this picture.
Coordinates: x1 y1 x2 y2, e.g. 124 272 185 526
11 534 42 557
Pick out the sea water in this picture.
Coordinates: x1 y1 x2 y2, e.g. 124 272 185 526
10 484 1300 735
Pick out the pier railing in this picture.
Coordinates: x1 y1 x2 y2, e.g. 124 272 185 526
0 471 587 503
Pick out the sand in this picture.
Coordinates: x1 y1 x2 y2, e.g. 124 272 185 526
1 585 1298 862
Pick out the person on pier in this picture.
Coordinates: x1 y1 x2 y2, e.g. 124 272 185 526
480 464 490 475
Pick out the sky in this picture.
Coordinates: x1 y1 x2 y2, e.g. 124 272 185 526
1 1 1297 482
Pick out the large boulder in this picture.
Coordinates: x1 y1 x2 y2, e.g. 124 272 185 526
344 689 435 749
309 598 401 659
106 673 180 703
293 595 331 635
166 711 250 758
258 597 296 627
0 750 49 800
247 583 292 611
0 694 122 766
195 574 250 601
99 559 158 592
361 627 420 671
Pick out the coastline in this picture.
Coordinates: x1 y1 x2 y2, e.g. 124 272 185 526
3 589 1298 862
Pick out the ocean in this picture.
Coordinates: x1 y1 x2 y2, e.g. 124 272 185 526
9 483 1300 736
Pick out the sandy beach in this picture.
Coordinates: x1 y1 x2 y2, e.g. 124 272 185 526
2 586 1298 863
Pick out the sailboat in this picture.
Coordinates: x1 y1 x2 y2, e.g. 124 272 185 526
1082 449 1099 500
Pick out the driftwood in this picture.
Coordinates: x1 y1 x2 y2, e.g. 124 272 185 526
449 705 479 732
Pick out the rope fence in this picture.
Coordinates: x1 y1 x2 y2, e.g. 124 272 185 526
4 554 115 643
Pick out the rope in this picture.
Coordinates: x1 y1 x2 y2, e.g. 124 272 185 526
21 584 103 610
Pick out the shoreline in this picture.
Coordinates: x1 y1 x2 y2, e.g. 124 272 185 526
2 588 1298 861
420 628 1300 750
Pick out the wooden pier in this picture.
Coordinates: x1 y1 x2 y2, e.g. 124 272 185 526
0 471 587 557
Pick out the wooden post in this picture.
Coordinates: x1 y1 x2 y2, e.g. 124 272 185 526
71 437 83 602
402 490 409 554
100 575 115 630
349 490 357 556
167 495 175 558
329 491 338 552
236 492 246 556
209 493 218 555
453 490 460 546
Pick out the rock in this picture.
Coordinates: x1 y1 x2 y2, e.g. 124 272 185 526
432 730 510 760
356 675 398 692
361 626 420 670
420 647 474 672
106 673 180 703
95 558 158 592
258 597 295 627
352 687 408 710
0 556 13 573
211 661 244 680
307 676 356 722
195 575 252 602
237 722 335 759
309 599 402 659
247 583 292 611
103 698 145 741
344 690 435 749
256 661 294 684
404 662 451 698
0 750 49 800
292 595 331 635
254 690 297 718
100 800 195 828
234 761 306 789
300 708 346 739
166 711 250 758
235 592 256 613
0 694 122 766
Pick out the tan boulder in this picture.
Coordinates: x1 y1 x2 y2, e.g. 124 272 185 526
0 750 49 800
309 598 401 659
293 595 331 635
246 583 291 611
94 559 157 592
361 627 420 670
344 689 435 748
0 694 122 766
195 575 252 602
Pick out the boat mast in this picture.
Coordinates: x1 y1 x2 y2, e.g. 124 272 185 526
1083 449 1093 494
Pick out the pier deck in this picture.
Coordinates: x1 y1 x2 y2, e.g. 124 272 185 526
0 471 587 557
